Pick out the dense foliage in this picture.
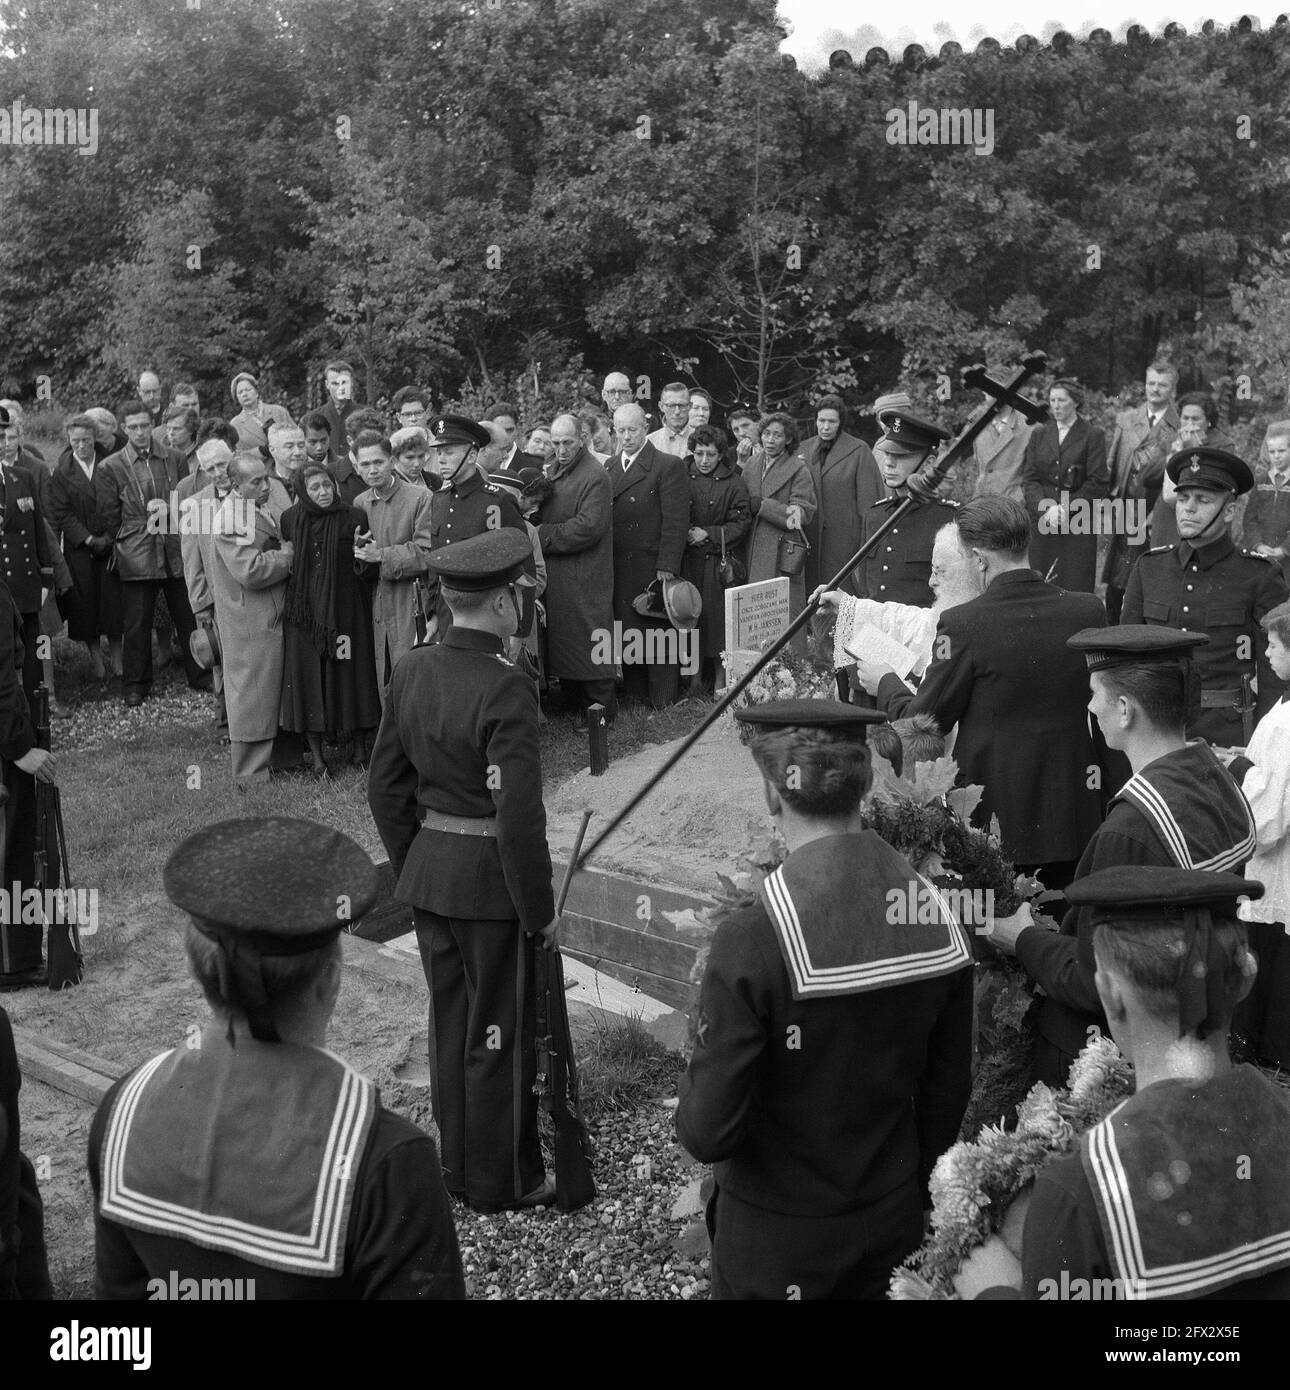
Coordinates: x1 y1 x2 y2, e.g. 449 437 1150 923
2 1 1288 420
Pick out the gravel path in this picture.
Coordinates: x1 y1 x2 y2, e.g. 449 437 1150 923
454 1104 711 1301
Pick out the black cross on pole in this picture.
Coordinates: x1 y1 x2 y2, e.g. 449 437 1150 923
572 351 1050 877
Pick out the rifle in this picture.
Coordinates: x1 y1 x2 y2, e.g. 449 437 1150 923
533 809 595 1212
573 352 1051 876
32 685 82 990
1240 673 1256 746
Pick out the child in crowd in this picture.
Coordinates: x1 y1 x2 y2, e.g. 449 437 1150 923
1226 599 1290 1071
1240 419 1290 586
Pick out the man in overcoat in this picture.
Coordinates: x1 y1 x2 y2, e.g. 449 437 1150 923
99 399 207 707
535 415 615 722
607 403 689 707
209 454 294 783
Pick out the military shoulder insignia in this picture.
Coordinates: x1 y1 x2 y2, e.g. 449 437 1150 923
492 653 514 667
1146 543 1177 555
873 496 897 509
482 482 499 493
1243 548 1278 563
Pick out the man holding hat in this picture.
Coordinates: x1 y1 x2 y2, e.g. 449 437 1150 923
677 700 973 1299
859 407 956 606
424 415 527 643
1123 445 1288 746
1020 866 1290 1300
988 625 1257 1087
88 817 464 1298
367 530 557 1212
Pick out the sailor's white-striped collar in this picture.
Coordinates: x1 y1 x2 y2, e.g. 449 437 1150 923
99 1049 375 1277
1087 1109 1290 1298
1117 772 1255 872
761 865 971 998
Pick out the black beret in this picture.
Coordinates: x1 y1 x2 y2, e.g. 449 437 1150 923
430 413 491 448
426 528 531 590
163 816 379 952
1165 446 1254 496
1066 866 1262 920
1067 624 1209 671
734 699 888 739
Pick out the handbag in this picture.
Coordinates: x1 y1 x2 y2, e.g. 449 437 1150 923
777 528 811 577
718 528 745 587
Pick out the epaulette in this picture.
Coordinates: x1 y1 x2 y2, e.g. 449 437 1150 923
872 495 898 509
1146 543 1177 555
492 653 514 667
1243 548 1279 564
481 482 500 494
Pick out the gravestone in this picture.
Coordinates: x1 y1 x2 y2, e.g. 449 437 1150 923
721 577 790 687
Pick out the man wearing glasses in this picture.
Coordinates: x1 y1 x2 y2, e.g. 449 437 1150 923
601 372 634 421
392 385 432 433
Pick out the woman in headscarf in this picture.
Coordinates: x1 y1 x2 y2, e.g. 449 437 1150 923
229 371 294 453
279 465 381 776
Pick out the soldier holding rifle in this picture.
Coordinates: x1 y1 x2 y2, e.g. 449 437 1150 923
367 530 560 1212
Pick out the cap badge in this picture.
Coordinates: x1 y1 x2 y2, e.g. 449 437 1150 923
1189 455 1200 473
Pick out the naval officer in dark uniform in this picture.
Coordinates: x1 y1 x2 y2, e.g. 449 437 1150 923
987 626 1257 1088
425 414 529 642
859 408 956 606
676 700 973 1300
367 530 558 1212
1021 867 1290 1301
1122 446 1288 746
88 817 464 1299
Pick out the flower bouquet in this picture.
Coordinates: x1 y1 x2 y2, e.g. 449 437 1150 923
890 1034 1134 1299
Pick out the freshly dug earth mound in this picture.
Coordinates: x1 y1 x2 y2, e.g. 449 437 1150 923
546 714 771 895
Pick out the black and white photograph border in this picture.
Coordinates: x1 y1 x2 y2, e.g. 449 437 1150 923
1 0 1289 1348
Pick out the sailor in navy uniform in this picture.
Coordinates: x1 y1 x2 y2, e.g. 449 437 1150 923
676 700 973 1300
367 530 559 1212
1021 866 1290 1301
88 817 464 1299
860 409 956 606
1122 447 1289 746
989 626 1257 1089
425 414 528 641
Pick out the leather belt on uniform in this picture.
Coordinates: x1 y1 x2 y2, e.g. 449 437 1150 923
1198 688 1244 710
419 810 497 837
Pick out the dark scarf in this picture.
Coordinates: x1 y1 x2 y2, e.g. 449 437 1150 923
284 489 351 657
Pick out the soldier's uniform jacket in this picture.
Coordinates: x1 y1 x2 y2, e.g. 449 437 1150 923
860 493 958 606
0 463 56 613
1017 741 1256 1062
366 627 554 935
1122 535 1289 745
427 469 527 635
1024 1066 1290 1300
676 831 973 1216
